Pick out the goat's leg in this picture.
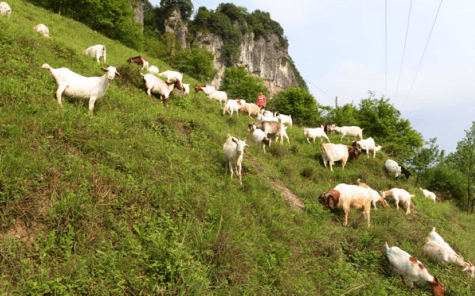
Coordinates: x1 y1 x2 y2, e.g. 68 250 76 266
88 96 98 111
55 84 67 106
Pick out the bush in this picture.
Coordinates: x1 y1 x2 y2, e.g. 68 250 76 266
220 66 268 101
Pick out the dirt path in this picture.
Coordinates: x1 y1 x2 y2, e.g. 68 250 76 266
247 156 305 212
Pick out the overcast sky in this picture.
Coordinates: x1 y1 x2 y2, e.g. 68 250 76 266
150 0 475 153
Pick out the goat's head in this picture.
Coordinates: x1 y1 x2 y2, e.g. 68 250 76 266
262 137 271 148
194 85 205 93
463 261 475 279
101 66 121 79
248 122 256 132
427 276 445 296
352 140 361 148
401 166 412 179
319 190 340 210
231 137 250 156
348 146 361 160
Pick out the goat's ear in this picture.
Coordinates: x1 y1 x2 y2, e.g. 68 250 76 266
115 72 122 77
101 68 108 73
232 138 238 144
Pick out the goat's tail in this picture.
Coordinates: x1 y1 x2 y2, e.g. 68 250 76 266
385 242 389 250
41 63 52 71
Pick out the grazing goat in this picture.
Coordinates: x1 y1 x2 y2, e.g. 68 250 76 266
385 159 412 180
42 63 120 111
141 73 180 106
194 85 227 104
221 100 240 116
223 134 250 185
381 188 414 214
127 56 149 70
34 24 49 37
319 183 372 227
420 188 437 203
248 121 282 139
324 122 336 135
353 137 377 158
240 103 260 117
275 113 292 127
0 2 11 17
252 129 272 153
423 227 474 278
321 143 349 172
157 70 183 85
276 124 290 144
357 179 388 209
303 127 330 144
81 45 106 63
182 84 190 96
374 145 383 152
148 66 159 75
260 109 275 118
385 243 445 295
331 125 364 142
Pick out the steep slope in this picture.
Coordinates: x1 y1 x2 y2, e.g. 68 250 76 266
1 1 475 295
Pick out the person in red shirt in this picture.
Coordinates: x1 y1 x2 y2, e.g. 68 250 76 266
256 90 266 110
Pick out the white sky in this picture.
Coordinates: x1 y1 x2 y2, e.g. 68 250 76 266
150 0 475 153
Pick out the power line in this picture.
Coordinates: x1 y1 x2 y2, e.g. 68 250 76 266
307 81 335 104
393 0 413 104
401 0 443 110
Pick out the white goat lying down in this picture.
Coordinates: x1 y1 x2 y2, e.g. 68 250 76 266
42 63 121 111
223 134 250 185
420 188 437 203
381 188 414 214
423 227 474 278
82 45 106 63
385 242 445 295
303 127 330 144
0 2 12 17
319 183 372 227
34 24 49 37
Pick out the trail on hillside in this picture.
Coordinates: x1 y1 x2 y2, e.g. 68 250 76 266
246 156 305 212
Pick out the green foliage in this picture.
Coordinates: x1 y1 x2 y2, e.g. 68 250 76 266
425 165 466 205
268 86 321 126
28 0 144 50
409 138 440 186
220 66 268 101
160 0 193 21
288 57 308 91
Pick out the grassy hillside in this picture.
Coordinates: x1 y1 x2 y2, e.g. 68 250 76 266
1 1 475 294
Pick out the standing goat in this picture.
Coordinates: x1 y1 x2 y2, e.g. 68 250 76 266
252 129 272 153
423 227 474 278
141 73 181 106
303 127 330 144
82 45 106 63
385 242 445 295
127 56 149 70
381 188 414 214
223 134 250 185
385 159 412 180
420 188 437 203
42 63 121 111
356 179 388 209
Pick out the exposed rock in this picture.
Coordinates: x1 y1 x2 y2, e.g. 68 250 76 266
128 0 144 32
164 9 188 48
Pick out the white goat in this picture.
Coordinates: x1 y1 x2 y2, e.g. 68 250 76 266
81 45 106 64
252 129 272 153
423 227 474 278
321 143 349 172
276 113 292 127
223 134 250 185
319 183 372 227
42 63 120 111
353 137 377 158
331 126 364 142
420 188 437 203
182 84 190 96
208 90 227 105
381 188 414 214
356 179 388 209
241 103 260 117
256 113 278 122
222 100 240 116
141 73 180 106
157 70 183 85
303 127 330 144
260 109 274 118
148 65 159 75
385 159 412 180
374 145 383 152
385 243 445 295
276 124 290 144
0 2 11 17
34 24 49 37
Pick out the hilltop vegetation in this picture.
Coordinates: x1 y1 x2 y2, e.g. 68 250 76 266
1 1 475 295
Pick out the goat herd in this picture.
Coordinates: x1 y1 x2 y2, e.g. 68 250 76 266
3 4 472 293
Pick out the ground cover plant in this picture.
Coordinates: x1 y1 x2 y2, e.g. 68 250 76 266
1 1 475 295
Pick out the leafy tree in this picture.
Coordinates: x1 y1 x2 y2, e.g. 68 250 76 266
174 44 218 83
409 138 440 186
424 165 466 206
159 0 193 21
268 86 321 126
447 122 475 213
220 66 268 102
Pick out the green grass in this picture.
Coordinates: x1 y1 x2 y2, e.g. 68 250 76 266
1 1 475 294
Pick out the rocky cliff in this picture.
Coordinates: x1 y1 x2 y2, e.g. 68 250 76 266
128 0 144 32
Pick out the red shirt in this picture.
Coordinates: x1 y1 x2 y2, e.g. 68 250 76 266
257 95 266 107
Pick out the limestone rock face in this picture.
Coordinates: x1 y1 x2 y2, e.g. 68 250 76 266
128 0 144 32
194 31 297 97
164 9 188 48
